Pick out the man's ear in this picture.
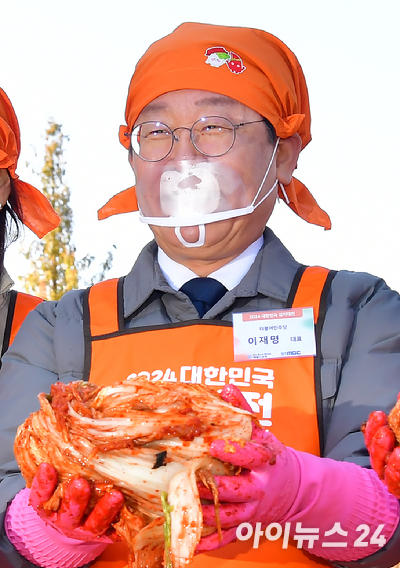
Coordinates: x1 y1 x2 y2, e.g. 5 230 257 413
276 134 302 186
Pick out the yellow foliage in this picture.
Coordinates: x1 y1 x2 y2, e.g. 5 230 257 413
20 121 79 301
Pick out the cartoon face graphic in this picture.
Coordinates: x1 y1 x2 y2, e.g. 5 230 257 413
204 46 246 74
205 52 227 68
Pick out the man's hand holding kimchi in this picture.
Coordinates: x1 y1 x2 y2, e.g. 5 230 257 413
362 395 400 498
197 385 397 562
30 462 123 541
197 385 300 551
12 379 256 568
197 428 300 551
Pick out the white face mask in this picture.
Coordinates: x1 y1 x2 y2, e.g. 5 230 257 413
160 162 223 218
136 138 280 247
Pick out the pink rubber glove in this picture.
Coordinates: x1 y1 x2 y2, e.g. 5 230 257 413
30 462 124 541
198 385 299 548
197 385 400 562
6 463 124 568
199 422 301 549
6 488 110 568
362 396 400 497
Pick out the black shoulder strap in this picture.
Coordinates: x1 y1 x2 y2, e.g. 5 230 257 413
82 286 91 381
2 290 17 357
286 265 338 455
313 270 338 455
285 265 307 308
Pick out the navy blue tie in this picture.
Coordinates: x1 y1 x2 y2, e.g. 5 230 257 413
180 277 227 317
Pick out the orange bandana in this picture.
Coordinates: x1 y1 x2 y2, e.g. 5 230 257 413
98 23 331 230
0 88 60 238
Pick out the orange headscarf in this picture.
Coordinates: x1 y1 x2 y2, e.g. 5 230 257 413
98 23 331 229
0 88 60 238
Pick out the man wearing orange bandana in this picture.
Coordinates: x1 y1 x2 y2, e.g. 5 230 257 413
0 88 60 358
1 23 400 568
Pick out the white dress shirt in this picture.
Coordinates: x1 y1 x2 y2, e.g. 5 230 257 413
157 235 264 291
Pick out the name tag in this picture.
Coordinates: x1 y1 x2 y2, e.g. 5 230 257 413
232 307 316 362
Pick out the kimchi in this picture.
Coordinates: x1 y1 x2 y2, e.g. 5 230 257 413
14 378 255 567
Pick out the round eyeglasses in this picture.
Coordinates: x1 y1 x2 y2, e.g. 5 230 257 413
125 116 267 162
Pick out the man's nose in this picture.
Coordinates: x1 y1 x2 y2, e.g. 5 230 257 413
171 127 201 159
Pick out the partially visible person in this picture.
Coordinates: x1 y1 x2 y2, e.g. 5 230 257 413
0 88 59 354
363 395 400 498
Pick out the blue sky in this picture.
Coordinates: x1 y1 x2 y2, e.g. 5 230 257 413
2 0 400 291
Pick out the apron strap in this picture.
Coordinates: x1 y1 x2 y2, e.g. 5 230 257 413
83 278 124 379
288 265 337 454
84 278 124 337
2 291 42 357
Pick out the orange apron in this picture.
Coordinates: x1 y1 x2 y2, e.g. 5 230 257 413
83 266 335 568
1 290 42 356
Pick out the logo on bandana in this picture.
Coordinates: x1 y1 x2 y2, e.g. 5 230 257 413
204 46 246 74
